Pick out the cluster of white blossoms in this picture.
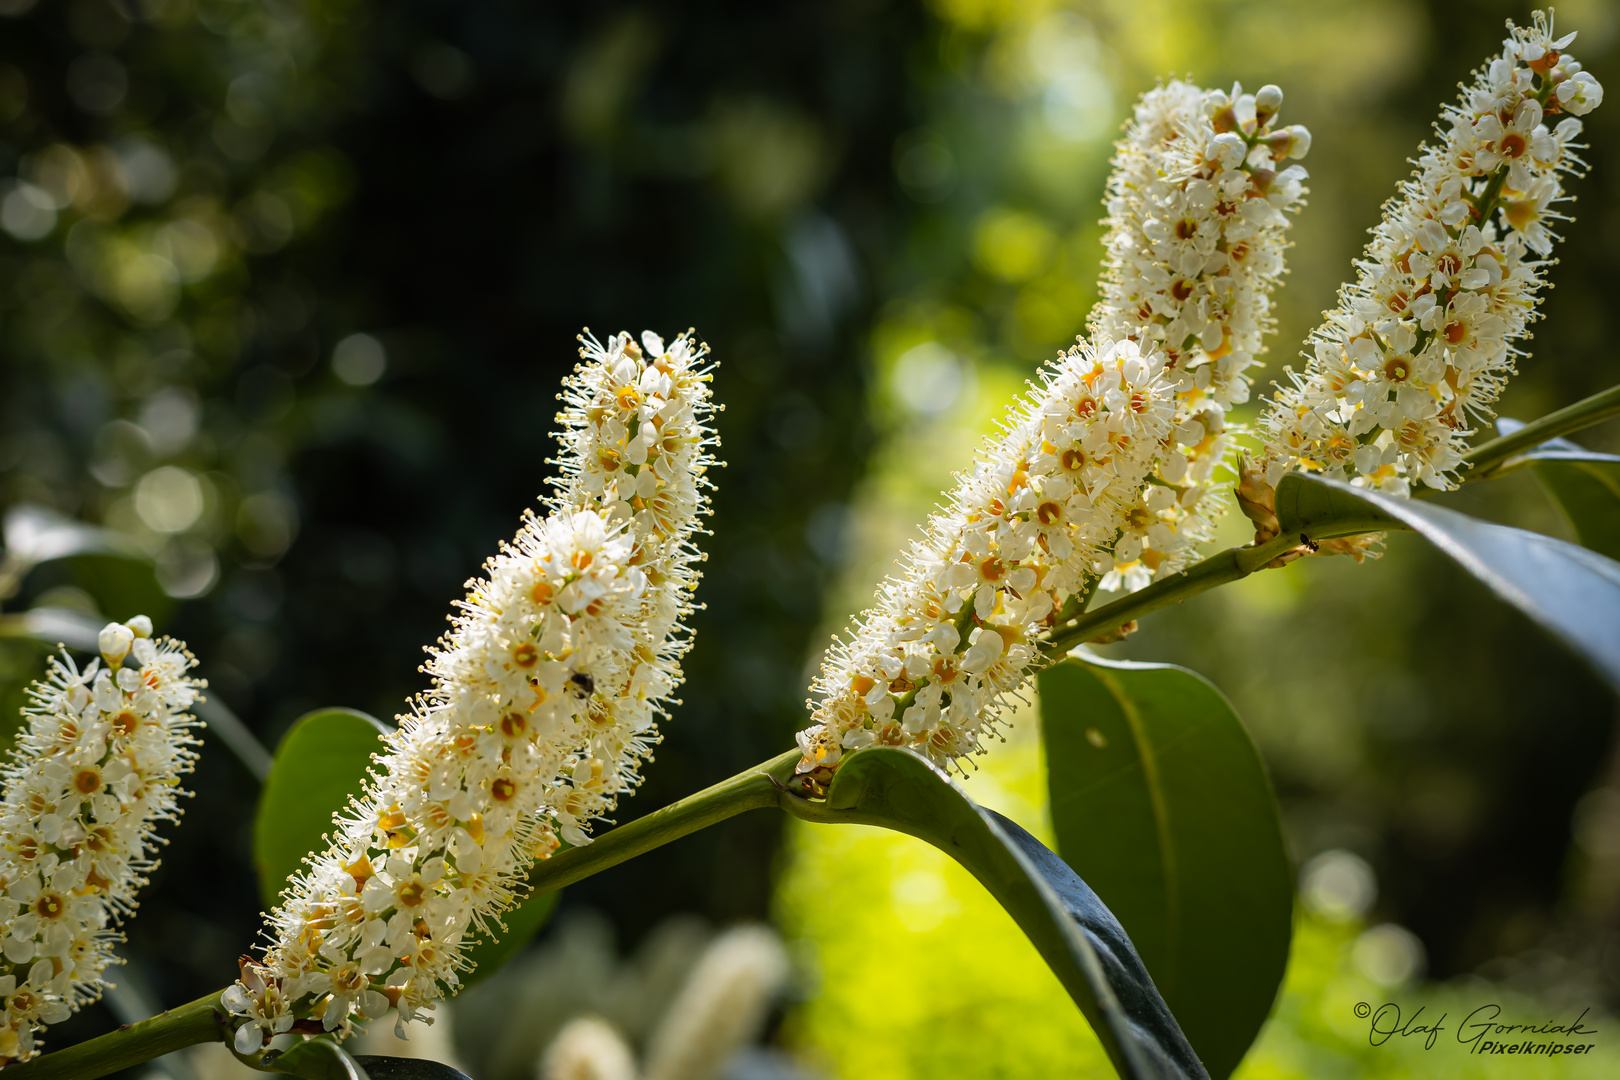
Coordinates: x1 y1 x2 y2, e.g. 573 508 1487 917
1261 12 1602 493
796 337 1176 778
227 331 717 1053
1093 79 1309 590
0 618 202 1065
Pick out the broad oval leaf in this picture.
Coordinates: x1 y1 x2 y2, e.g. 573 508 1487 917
1497 418 1620 562
352 1057 473 1080
255 707 390 910
1038 655 1290 1080
1274 472 1620 692
253 706 559 987
782 746 1208 1080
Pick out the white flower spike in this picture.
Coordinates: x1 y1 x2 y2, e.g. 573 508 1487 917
797 336 1175 780
1092 79 1310 589
0 618 203 1064
228 331 718 1051
1260 11 1601 494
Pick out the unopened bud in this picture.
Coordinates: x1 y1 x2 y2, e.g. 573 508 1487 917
98 622 134 667
125 615 153 639
1265 124 1311 160
1255 84 1284 123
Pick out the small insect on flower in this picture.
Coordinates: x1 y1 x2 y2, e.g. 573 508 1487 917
0 617 203 1065
1260 9 1602 496
228 331 718 1052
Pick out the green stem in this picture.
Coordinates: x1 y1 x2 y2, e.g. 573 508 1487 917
1039 530 1302 659
526 750 803 895
1452 382 1620 483
3 992 228 1080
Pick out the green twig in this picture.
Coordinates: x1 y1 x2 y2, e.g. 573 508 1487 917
1458 383 1620 481
1038 531 1303 659
1 992 228 1080
525 749 803 895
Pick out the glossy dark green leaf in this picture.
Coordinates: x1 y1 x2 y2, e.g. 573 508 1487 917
252 706 558 988
1495 418 1620 562
352 1056 472 1080
1275 471 1620 691
1038 656 1290 1080
265 1037 370 1080
255 707 389 910
783 746 1208 1080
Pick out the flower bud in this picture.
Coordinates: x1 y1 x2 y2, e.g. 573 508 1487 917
1255 83 1283 123
97 621 134 666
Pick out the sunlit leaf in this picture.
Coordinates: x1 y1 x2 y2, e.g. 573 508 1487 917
254 707 389 910
252 706 557 986
1275 472 1620 691
783 746 1208 1080
1039 655 1291 1080
1496 418 1620 561
1 504 143 565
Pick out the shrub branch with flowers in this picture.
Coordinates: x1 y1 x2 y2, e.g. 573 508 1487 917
0 11 1615 1080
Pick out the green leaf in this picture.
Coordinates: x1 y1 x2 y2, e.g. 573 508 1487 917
253 706 559 988
783 746 1208 1080
0 607 103 653
1275 472 1620 691
1495 418 1620 562
1038 656 1291 1080
255 707 389 910
459 888 559 988
2 504 144 566
352 1057 472 1080
265 1037 370 1080
1462 383 1620 477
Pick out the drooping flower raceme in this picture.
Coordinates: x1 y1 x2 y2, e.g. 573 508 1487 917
796 337 1176 779
1260 12 1602 494
228 331 716 1053
0 618 203 1065
1093 79 1309 590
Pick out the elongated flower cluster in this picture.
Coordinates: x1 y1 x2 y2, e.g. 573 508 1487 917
0 618 202 1065
1261 12 1602 493
1093 80 1310 590
796 337 1176 778
228 332 717 1053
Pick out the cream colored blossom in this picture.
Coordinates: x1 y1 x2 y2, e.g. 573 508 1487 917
796 336 1175 778
1093 79 1309 588
1260 11 1600 493
228 332 717 1053
0 617 203 1064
